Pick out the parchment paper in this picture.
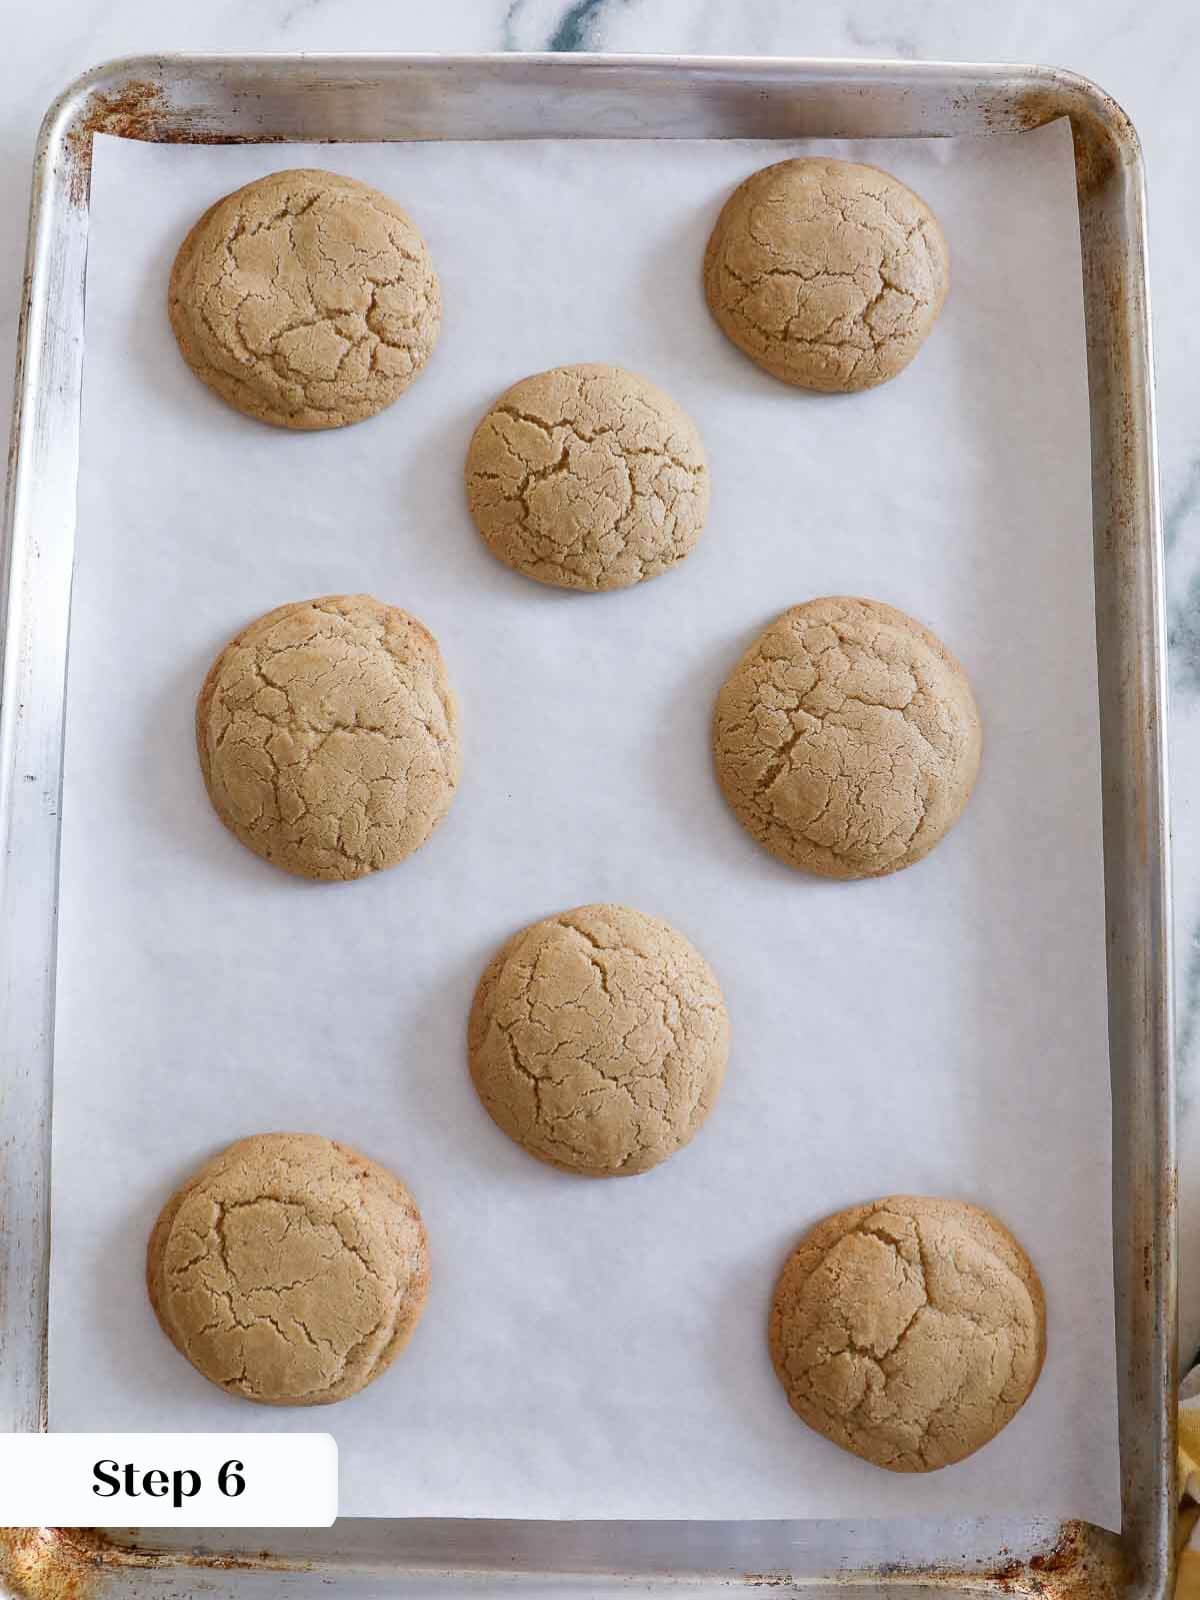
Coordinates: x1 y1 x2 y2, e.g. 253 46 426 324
50 123 1117 1524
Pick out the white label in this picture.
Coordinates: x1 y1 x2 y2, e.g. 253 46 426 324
0 1435 337 1526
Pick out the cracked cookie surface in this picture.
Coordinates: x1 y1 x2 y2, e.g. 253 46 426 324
712 596 981 879
703 158 949 392
146 1132 429 1406
464 363 710 591
769 1196 1045 1472
168 168 441 429
468 904 729 1176
196 594 460 882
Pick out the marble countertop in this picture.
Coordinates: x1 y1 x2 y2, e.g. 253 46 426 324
2 0 1196 1359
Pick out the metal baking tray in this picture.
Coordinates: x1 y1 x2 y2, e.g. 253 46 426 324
0 52 1173 1600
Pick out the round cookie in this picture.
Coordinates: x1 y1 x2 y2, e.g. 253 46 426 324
169 168 441 429
703 158 949 392
196 594 459 882
468 904 729 1176
147 1133 429 1407
769 1196 1046 1472
464 363 710 592
712 596 981 879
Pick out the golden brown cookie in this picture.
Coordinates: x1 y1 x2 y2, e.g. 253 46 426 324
468 904 729 1176
712 597 980 879
196 594 459 882
769 1196 1045 1472
147 1133 429 1407
168 168 441 429
464 363 710 591
703 158 949 392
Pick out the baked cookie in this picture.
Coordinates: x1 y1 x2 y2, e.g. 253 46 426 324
769 1196 1045 1472
147 1133 429 1406
468 904 729 1176
196 594 459 882
712 597 980 879
169 168 441 429
464 363 710 591
704 158 949 392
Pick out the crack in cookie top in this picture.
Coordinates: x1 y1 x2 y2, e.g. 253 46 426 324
169 168 441 429
147 1133 429 1406
769 1196 1045 1471
196 594 460 882
712 596 981 879
704 158 949 392
465 364 710 592
468 904 729 1176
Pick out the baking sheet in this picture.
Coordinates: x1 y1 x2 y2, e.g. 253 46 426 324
49 123 1117 1525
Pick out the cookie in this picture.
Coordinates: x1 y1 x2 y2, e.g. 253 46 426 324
147 1133 429 1407
468 904 729 1176
168 168 441 429
703 158 949 392
464 363 710 591
196 594 459 882
712 597 980 879
769 1196 1045 1472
